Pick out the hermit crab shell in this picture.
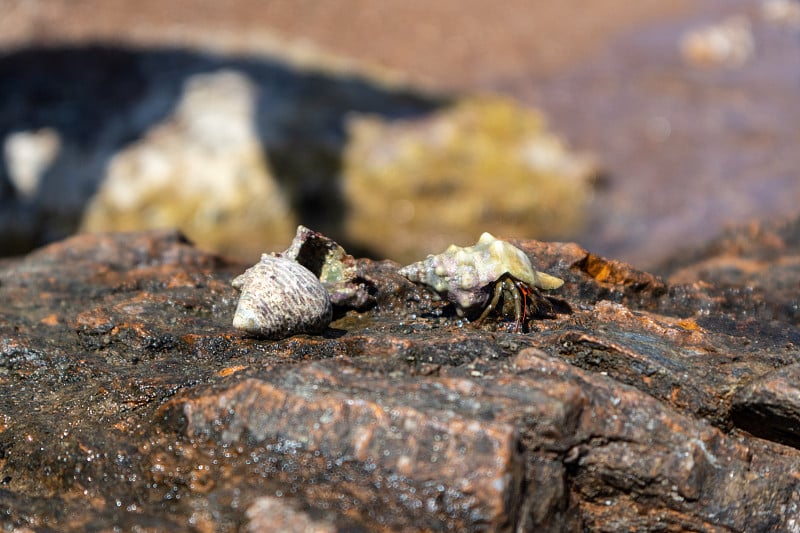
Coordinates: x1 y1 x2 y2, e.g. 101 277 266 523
398 232 564 313
232 254 333 339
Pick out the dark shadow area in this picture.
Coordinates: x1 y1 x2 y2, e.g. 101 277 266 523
730 407 800 451
0 44 444 257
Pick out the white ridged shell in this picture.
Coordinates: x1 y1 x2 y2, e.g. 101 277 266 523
232 254 332 339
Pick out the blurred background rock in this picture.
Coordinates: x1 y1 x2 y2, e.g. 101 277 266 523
344 96 596 262
0 0 798 267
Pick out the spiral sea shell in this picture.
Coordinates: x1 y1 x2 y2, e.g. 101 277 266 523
232 254 333 339
399 232 563 315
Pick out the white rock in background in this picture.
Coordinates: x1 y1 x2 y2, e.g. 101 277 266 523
3 128 61 201
81 70 296 259
680 15 755 68
762 0 800 27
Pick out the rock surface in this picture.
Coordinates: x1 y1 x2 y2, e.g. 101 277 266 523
2 224 800 531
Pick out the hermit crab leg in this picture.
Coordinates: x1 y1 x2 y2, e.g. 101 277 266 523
509 278 524 332
514 278 539 332
475 275 529 331
475 278 505 323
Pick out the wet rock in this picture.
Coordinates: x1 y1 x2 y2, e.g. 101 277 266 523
660 215 800 325
2 229 800 530
342 95 598 263
507 349 798 532
730 363 800 449
157 367 522 530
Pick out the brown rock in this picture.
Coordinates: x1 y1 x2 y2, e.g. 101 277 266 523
731 363 800 449
506 349 798 531
2 228 800 530
244 496 336 533
158 367 522 530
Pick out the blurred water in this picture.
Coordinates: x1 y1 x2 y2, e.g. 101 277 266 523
508 0 800 268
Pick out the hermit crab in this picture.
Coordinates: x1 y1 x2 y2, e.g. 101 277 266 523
399 232 564 331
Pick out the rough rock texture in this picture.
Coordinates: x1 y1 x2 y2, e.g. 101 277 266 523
343 96 597 262
2 224 800 531
660 216 800 451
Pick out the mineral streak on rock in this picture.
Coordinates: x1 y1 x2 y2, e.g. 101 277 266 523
232 253 332 339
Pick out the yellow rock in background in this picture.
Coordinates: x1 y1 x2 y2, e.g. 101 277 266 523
342 95 598 263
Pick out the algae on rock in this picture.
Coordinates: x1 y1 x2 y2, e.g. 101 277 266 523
342 95 598 263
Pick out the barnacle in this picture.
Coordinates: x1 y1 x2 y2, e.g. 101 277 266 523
398 232 564 330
